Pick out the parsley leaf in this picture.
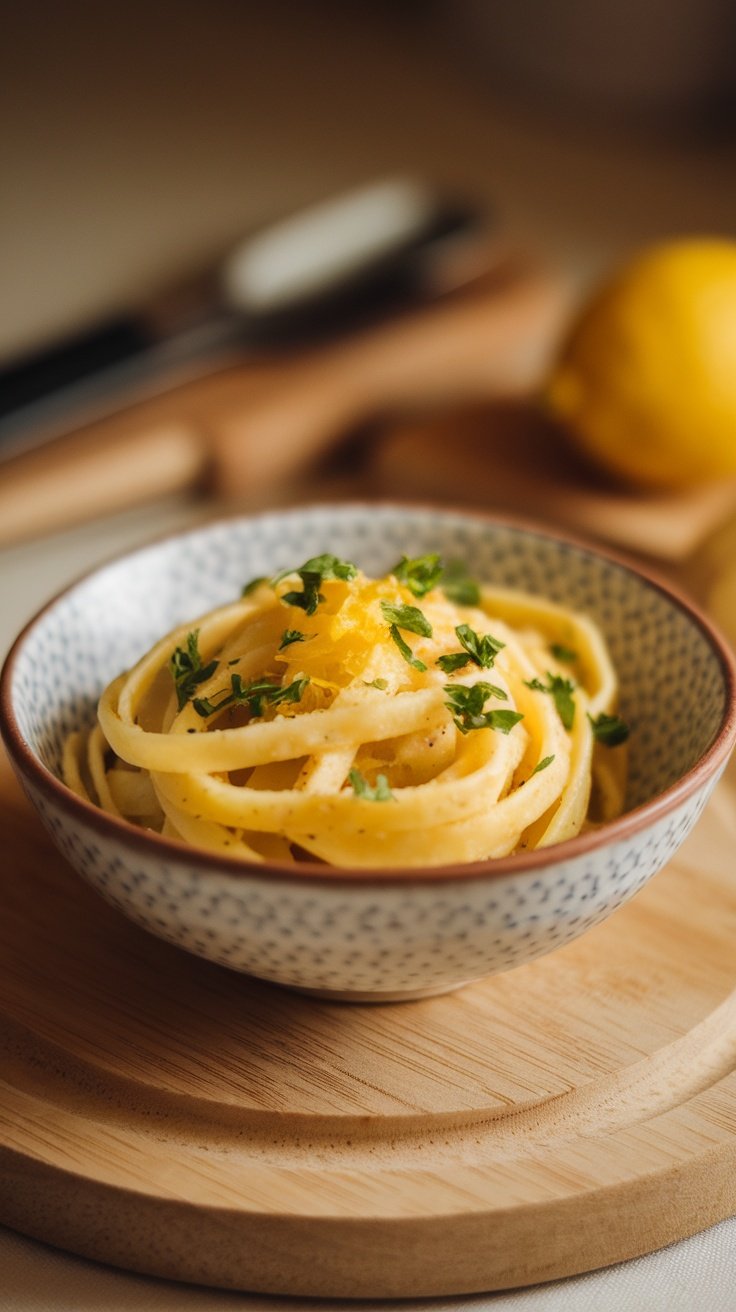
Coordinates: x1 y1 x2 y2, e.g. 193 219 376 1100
281 574 323 615
280 553 358 615
279 629 306 650
300 553 358 581
380 599 432 672
348 768 395 802
437 623 505 673
588 711 630 747
379 601 433 637
442 560 480 606
387 625 427 672
169 630 219 711
436 651 473 673
443 682 519 735
550 642 577 663
391 553 443 598
531 754 555 775
193 674 310 719
524 673 576 730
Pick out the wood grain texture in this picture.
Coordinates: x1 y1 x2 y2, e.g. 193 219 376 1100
1 747 735 1297
371 404 736 563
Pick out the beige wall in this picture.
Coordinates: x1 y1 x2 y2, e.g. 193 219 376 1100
2 0 735 361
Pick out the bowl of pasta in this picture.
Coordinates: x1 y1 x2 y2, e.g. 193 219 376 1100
2 504 735 1000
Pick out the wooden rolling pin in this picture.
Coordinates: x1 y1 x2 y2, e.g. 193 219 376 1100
0 261 569 545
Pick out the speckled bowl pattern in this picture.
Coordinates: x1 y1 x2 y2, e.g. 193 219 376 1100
2 505 735 1000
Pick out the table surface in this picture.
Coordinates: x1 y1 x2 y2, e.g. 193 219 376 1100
2 4 736 1303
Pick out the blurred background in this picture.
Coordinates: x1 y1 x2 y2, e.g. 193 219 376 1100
2 0 736 632
3 0 736 359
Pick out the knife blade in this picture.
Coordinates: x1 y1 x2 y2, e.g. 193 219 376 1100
0 178 487 460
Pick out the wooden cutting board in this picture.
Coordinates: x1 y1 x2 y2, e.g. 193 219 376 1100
370 404 736 563
1 747 736 1298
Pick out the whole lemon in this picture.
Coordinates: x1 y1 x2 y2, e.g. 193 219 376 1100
545 239 736 489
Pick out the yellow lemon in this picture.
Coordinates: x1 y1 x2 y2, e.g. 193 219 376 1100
545 239 736 489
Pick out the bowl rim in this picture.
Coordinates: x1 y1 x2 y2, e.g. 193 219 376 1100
2 501 736 887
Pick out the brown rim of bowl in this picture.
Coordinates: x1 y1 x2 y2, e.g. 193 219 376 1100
2 502 736 887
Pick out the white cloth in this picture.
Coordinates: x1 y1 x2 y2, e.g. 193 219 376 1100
2 1218 736 1311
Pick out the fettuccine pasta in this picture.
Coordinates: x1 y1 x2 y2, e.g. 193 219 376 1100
62 553 629 867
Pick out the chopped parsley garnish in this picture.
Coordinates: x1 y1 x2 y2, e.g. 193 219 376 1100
192 674 310 719
436 623 505 673
437 652 472 673
241 575 269 597
282 576 323 615
279 629 306 650
444 682 520 735
531 754 555 775
365 677 388 690
348 768 395 802
300 552 358 580
387 626 427 672
280 553 358 616
550 642 577 664
525 673 576 730
169 630 219 710
390 553 443 598
380 599 433 672
442 560 480 606
588 711 630 747
380 601 433 636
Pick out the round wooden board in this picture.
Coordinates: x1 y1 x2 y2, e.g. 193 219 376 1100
1 750 736 1298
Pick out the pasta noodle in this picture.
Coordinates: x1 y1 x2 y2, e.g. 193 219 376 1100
63 553 629 867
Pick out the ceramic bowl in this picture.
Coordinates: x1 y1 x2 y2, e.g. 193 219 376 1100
2 504 735 1001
